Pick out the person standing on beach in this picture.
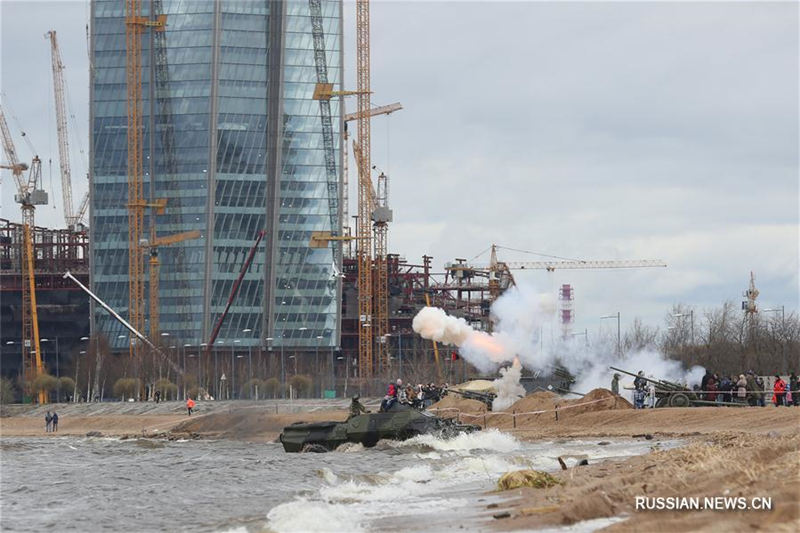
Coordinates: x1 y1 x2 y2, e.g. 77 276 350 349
45 411 52 432
51 411 58 432
186 397 195 416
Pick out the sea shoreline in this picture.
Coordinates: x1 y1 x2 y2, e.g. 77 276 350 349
2 399 798 532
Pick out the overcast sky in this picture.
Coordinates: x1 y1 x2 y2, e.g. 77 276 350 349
2 0 798 338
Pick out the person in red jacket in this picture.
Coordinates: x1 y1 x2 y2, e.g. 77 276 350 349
186 397 196 415
772 375 787 406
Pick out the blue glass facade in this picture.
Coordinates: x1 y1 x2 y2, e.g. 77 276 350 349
90 0 342 350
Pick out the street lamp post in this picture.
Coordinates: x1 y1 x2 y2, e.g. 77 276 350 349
183 344 192 400
398 332 403 377
233 339 241 399
41 337 60 401
316 335 323 398
298 327 308 391
601 312 621 358
570 329 589 348
215 341 222 399
242 329 253 396
763 306 786 372
672 310 695 345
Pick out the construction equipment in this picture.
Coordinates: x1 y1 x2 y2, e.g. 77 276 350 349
342 102 401 252
142 229 201 340
355 0 373 380
46 30 89 230
125 0 166 364
448 244 667 303
63 271 183 376
309 0 341 263
373 171 392 370
205 230 266 353
742 271 759 315
1 106 48 403
343 102 402 123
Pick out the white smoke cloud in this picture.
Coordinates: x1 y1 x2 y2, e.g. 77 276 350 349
412 282 704 393
492 358 526 411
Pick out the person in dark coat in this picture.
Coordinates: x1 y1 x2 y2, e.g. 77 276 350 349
51 411 58 432
790 373 799 406
611 373 620 395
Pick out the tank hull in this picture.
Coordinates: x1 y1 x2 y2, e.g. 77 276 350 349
279 405 480 452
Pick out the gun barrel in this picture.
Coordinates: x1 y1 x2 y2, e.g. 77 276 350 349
610 366 686 391
609 366 638 378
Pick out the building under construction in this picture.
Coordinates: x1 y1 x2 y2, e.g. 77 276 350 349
0 218 90 382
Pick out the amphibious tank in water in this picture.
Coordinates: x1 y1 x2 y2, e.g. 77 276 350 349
279 403 480 453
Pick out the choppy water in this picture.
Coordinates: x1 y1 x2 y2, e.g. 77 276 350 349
0 432 674 532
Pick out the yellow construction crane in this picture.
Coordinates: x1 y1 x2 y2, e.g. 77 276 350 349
342 102 402 256
143 229 201 340
355 0 374 380
46 30 89 230
125 0 165 364
308 0 378 379
1 106 48 403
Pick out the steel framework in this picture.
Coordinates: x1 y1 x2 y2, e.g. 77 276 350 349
356 0 373 379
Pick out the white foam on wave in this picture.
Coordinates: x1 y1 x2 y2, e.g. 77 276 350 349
395 428 521 453
265 498 365 533
335 442 365 453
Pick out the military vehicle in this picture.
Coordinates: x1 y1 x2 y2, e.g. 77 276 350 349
610 366 746 407
279 403 481 453
445 388 497 410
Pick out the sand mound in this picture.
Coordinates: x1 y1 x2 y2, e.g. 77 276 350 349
505 390 560 413
508 388 630 415
429 395 486 416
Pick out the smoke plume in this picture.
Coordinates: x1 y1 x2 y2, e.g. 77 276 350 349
492 358 526 411
412 283 704 393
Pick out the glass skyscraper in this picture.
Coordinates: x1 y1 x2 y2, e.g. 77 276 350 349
90 0 342 351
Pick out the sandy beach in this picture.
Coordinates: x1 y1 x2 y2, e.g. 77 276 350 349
2 394 798 531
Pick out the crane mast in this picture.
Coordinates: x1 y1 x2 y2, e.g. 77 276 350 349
309 0 340 264
125 0 164 366
373 171 391 370
356 0 373 379
126 0 145 364
46 30 77 228
1 107 47 403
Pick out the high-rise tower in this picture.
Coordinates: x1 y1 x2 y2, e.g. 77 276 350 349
90 0 343 351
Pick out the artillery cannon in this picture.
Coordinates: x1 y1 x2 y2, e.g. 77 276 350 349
609 366 744 408
445 388 497 411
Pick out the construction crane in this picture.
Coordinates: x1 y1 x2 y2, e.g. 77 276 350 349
373 170 392 370
125 0 166 363
309 0 341 265
1 106 48 403
355 0 373 380
308 0 378 379
448 244 667 302
342 102 402 255
142 229 201 340
46 30 89 230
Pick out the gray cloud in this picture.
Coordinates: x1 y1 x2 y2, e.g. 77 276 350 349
2 0 797 336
